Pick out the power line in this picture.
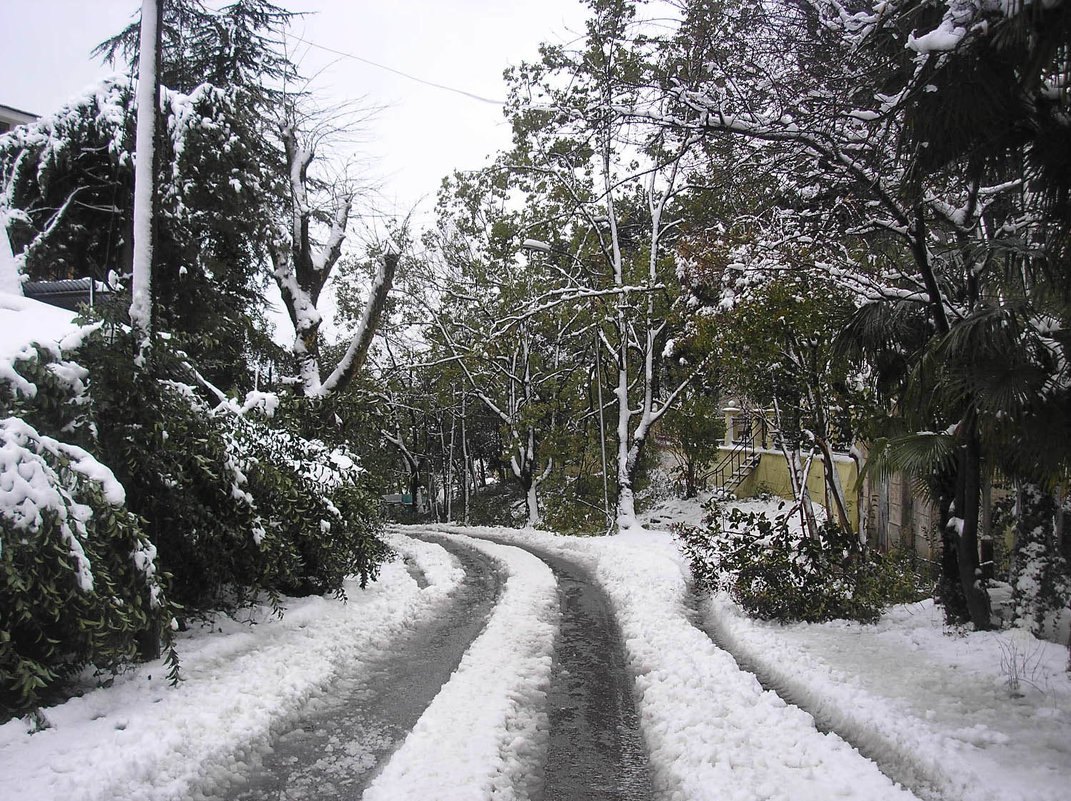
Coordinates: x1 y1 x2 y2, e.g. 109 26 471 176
291 35 506 107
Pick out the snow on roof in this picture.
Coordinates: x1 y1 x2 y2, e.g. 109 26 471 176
0 291 79 359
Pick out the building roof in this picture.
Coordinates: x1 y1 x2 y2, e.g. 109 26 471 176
0 104 39 126
22 279 110 311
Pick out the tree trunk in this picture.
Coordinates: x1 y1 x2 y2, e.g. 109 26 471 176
954 417 992 629
815 435 852 533
461 391 471 525
408 468 420 522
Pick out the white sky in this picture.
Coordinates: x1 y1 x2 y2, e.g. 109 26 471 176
0 0 589 222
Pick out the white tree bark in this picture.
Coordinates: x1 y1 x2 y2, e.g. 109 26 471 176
272 119 396 397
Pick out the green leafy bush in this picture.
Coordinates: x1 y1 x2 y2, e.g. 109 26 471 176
1 323 388 718
1 344 176 716
69 326 388 610
677 499 926 623
539 471 610 535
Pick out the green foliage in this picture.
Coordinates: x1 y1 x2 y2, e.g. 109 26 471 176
660 390 725 497
678 499 926 623
69 325 388 609
0 319 389 720
94 0 299 102
2 7 292 387
0 347 176 718
539 470 611 535
464 480 526 528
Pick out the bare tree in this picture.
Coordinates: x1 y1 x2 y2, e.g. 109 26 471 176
270 103 396 397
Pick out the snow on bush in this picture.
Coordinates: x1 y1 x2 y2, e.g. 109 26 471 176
0 412 175 716
63 322 389 609
0 310 388 716
678 497 924 623
1008 485 1071 645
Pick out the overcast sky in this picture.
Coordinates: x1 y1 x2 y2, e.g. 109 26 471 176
0 0 589 224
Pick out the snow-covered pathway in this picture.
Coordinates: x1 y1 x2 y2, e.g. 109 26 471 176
442 525 921 801
702 595 1071 801
216 536 506 800
7 521 1062 801
509 541 651 800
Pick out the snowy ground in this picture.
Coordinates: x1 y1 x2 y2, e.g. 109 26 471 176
0 533 463 801
1 494 1068 800
450 524 918 801
639 493 1071 801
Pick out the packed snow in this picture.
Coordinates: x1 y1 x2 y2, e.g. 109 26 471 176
362 532 557 801
1 491 1067 800
444 524 918 801
641 495 1071 801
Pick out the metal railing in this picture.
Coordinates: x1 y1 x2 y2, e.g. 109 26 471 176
712 413 760 489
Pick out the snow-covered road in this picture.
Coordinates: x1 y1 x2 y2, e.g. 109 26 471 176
3 523 1066 801
504 540 651 800
448 525 919 801
217 536 506 800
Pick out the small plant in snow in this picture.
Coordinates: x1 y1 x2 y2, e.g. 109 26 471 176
995 633 1047 697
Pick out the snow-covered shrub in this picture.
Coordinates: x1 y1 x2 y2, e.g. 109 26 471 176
636 466 675 508
465 479 527 528
68 325 387 609
677 498 925 623
0 348 176 717
222 413 388 597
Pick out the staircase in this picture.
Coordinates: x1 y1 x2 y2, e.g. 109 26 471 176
722 453 761 491
711 440 760 493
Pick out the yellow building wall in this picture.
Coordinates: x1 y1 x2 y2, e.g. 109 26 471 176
734 451 860 530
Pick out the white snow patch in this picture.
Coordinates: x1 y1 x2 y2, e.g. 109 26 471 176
0 292 80 360
363 531 557 801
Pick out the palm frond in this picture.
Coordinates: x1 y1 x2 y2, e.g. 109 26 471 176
862 431 958 502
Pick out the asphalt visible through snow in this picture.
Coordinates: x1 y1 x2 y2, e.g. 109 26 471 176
209 531 652 800
515 543 653 801
212 537 504 801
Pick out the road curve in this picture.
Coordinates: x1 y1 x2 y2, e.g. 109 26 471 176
213 529 653 800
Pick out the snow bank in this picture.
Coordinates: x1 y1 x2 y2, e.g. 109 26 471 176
363 532 557 801
704 595 1071 801
0 533 462 801
449 525 916 801
644 490 1071 801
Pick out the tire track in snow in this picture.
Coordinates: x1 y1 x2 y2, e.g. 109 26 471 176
694 599 949 801
444 525 920 801
361 530 557 801
512 544 653 801
212 534 504 801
